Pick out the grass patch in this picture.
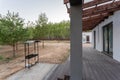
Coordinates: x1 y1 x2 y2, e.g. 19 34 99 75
4 57 13 63
0 55 14 64
0 55 4 60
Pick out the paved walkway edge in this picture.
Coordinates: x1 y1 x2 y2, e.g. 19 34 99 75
43 64 59 80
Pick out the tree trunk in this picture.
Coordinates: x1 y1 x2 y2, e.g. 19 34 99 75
42 40 44 48
15 43 18 51
13 44 16 57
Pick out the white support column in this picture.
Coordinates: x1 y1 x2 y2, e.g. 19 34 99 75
70 5 82 80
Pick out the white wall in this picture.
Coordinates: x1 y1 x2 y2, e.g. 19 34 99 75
113 11 120 61
82 32 92 43
92 10 120 62
92 16 112 51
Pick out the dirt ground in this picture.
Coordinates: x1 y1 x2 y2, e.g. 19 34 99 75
0 40 70 80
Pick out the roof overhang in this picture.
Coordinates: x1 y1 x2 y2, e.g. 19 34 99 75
64 0 120 31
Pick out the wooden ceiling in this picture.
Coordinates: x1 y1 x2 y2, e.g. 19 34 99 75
64 0 120 31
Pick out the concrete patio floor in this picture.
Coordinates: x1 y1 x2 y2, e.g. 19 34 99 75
6 63 59 80
6 44 120 80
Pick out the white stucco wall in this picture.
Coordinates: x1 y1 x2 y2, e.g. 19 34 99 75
82 32 92 43
92 10 120 62
113 11 120 61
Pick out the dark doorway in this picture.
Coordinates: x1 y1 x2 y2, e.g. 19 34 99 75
86 35 90 43
103 22 113 57
94 31 96 49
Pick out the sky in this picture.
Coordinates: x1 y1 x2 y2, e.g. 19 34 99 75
0 0 92 23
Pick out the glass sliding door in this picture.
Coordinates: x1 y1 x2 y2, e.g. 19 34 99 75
109 23 113 53
103 22 113 57
103 26 108 52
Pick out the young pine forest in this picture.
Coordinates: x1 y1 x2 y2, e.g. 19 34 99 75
0 11 70 58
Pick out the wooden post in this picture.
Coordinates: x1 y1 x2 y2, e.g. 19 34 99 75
70 2 82 80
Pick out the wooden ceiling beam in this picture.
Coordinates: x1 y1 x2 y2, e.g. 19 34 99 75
83 18 104 26
82 13 108 21
83 25 95 31
83 0 112 8
64 0 120 31
83 16 106 30
83 1 120 17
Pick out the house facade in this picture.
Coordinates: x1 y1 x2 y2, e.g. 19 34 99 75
92 10 120 62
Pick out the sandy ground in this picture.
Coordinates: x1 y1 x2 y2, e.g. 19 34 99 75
0 41 70 80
